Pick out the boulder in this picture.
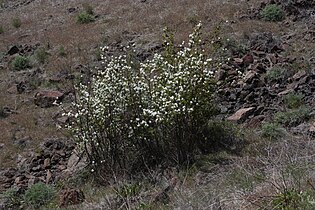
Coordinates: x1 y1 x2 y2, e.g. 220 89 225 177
7 46 19 55
227 107 256 123
34 90 64 108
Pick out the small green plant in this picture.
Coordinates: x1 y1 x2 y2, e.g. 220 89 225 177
12 17 21 28
0 188 22 208
35 47 49 64
284 93 303 109
12 55 31 70
0 25 4 34
82 3 94 15
266 67 285 83
272 189 315 210
114 183 143 199
274 106 312 126
261 122 285 140
58 46 67 57
24 182 55 209
76 11 95 24
261 4 285 22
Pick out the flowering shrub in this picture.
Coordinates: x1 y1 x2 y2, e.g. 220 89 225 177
66 23 220 174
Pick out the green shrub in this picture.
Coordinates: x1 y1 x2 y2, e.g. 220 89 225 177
24 183 55 209
261 4 285 22
76 11 95 24
66 23 220 175
0 25 4 34
274 106 312 126
266 67 285 83
284 93 303 109
12 55 31 70
12 17 21 28
35 47 49 64
261 122 285 140
58 46 67 57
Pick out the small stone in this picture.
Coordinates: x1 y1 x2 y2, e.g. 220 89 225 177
43 158 51 169
31 165 41 172
58 165 67 171
46 170 52 184
56 116 69 124
14 176 24 185
278 89 294 96
7 85 18 94
243 71 257 84
233 58 243 66
292 70 307 81
242 53 254 65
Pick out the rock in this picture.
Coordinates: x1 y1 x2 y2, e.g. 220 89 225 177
7 85 18 94
233 58 243 66
215 69 226 81
278 88 294 96
243 71 257 84
62 152 88 178
67 7 76 13
7 46 19 55
291 123 308 135
34 90 64 108
227 107 256 123
56 116 69 124
31 165 41 172
14 176 25 185
46 170 52 184
27 176 36 188
58 165 67 171
242 54 254 66
43 158 51 169
292 70 307 81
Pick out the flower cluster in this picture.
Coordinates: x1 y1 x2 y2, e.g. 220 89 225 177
66 23 218 172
